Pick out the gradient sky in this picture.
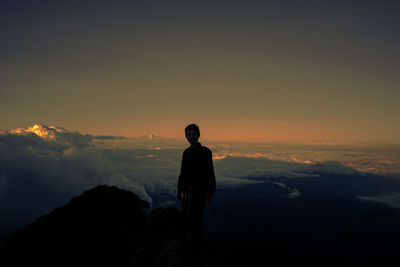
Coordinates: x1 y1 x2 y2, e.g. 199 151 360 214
1 0 399 143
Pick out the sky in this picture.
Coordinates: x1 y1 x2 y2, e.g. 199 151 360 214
1 0 399 143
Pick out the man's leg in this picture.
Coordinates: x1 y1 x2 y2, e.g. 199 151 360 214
189 195 206 247
181 198 189 215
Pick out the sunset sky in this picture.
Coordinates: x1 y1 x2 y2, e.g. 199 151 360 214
1 1 399 143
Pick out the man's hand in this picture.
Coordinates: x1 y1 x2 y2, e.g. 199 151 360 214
178 191 188 200
206 194 213 203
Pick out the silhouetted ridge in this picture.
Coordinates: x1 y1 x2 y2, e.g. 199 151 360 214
0 185 229 267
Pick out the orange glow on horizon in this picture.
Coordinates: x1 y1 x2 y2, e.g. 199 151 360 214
77 118 386 144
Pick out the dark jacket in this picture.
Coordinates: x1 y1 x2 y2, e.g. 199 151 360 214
178 142 216 196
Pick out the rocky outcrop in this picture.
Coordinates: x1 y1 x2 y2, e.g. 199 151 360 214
0 185 231 267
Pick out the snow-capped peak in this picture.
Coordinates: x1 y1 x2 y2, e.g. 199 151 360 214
9 124 68 139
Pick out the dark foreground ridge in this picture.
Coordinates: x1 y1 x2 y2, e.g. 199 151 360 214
0 185 231 267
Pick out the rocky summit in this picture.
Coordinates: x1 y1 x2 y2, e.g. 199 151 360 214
0 185 232 267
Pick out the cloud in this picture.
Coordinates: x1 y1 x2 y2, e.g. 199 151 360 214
289 189 301 198
217 176 264 188
357 193 400 209
0 126 370 240
214 156 358 181
92 135 128 140
210 142 400 176
273 182 301 198
0 133 155 233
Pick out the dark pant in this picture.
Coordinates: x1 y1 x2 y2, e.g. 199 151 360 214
181 191 206 247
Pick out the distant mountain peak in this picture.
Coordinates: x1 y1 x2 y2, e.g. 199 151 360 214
132 133 158 141
9 124 68 139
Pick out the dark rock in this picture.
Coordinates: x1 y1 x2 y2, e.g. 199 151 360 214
0 185 232 267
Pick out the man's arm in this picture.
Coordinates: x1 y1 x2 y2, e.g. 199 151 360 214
206 149 216 201
177 153 185 200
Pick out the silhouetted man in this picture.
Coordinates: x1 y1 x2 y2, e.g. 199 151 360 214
178 124 216 247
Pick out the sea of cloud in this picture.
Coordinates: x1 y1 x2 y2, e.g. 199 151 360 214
1 130 399 240
357 192 400 210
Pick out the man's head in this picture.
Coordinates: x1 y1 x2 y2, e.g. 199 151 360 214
185 124 200 146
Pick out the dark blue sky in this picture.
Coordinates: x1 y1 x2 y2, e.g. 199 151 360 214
1 0 399 143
